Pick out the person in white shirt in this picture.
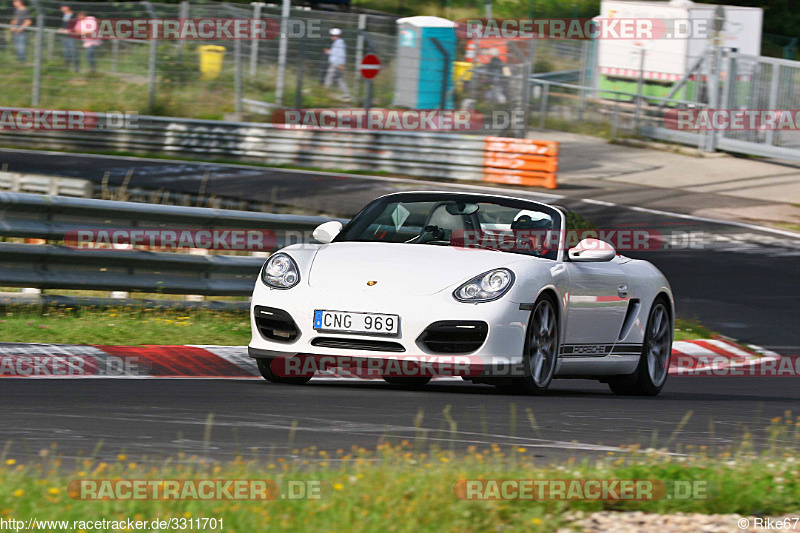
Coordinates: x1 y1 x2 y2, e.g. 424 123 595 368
73 11 101 73
323 28 351 102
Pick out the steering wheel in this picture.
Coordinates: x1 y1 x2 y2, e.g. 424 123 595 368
407 225 447 244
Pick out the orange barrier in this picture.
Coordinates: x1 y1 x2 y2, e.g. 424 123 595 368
482 137 558 189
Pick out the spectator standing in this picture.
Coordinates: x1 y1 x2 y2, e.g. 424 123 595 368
73 11 101 73
323 28 351 102
58 4 78 71
10 0 32 63
485 47 508 104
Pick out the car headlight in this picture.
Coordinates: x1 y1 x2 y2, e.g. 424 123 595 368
453 268 515 303
261 253 300 289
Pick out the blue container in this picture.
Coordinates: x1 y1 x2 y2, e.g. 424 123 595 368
394 17 457 109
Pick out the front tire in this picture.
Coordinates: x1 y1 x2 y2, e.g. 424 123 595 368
256 358 312 385
497 294 559 395
608 297 672 396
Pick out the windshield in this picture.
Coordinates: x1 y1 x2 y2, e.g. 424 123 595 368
334 193 563 259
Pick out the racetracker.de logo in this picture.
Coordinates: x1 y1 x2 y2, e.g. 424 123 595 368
451 229 667 253
271 109 484 132
65 229 278 251
673 355 800 377
0 108 97 131
68 479 329 500
455 18 710 40
665 109 800 131
0 355 145 377
269 354 483 379
80 18 280 40
453 479 709 500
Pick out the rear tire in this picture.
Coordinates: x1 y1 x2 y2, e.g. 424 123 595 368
608 297 672 396
256 358 312 385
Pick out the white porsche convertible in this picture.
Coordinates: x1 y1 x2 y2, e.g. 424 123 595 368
249 191 673 395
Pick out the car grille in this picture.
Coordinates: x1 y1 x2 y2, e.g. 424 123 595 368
254 306 299 342
418 321 488 353
311 337 406 352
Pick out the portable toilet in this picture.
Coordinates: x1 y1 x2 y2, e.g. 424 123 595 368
393 16 457 109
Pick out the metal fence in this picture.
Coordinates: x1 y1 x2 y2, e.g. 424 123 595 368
0 0 585 122
529 49 800 161
714 53 800 159
0 191 342 296
0 0 401 117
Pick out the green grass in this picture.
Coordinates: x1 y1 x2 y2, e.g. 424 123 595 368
537 116 618 139
673 319 716 342
1 418 799 532
0 307 250 346
1 304 719 345
0 42 395 120
774 222 800 233
1 53 237 119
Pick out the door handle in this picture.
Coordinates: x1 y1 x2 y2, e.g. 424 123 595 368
618 284 628 298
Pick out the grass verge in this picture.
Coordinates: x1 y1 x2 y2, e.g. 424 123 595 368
1 418 799 532
0 307 250 346
1 306 715 345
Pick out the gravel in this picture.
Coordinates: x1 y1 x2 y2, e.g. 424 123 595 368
559 511 800 532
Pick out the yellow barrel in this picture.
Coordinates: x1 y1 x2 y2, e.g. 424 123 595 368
198 45 226 80
452 61 473 91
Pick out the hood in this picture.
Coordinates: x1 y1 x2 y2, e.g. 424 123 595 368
308 242 525 296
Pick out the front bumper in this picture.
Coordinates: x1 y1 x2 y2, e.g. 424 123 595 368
248 279 530 373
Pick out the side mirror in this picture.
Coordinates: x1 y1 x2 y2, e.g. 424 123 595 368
568 238 616 262
312 221 343 244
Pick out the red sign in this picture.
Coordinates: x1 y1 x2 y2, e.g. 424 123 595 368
359 53 381 79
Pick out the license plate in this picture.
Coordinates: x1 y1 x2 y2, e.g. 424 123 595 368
313 310 399 336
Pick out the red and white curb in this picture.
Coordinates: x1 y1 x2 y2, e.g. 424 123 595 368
0 340 782 379
670 338 780 373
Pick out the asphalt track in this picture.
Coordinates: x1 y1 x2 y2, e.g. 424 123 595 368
2 378 798 463
1 148 799 462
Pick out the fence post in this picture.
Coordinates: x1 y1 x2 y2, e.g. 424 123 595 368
31 0 44 107
249 2 263 77
143 2 158 113
275 0 290 105
177 1 189 60
578 39 589 121
294 35 305 109
611 100 619 140
235 37 243 113
704 47 721 152
764 62 781 148
634 47 645 135
519 40 534 138
147 39 157 112
724 54 737 110
355 14 366 102
538 82 549 129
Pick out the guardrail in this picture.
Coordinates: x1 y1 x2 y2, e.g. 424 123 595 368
0 192 344 296
0 112 558 187
0 172 93 198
